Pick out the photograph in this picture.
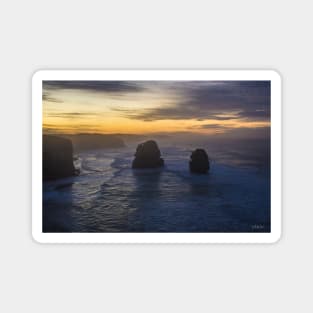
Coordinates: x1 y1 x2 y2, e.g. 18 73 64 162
32 70 281 243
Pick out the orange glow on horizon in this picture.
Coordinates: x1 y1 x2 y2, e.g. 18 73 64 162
43 113 270 135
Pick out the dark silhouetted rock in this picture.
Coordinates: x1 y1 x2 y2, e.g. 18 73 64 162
132 140 164 169
43 135 76 180
189 149 210 174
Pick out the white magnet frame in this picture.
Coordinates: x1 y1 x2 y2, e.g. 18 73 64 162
32 70 281 243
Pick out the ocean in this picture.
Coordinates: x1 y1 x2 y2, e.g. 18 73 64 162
43 142 271 233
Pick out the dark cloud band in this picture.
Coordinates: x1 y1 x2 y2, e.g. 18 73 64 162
43 81 144 93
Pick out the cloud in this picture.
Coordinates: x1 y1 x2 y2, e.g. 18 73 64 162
43 81 144 93
237 109 270 120
43 80 271 123
199 115 240 121
47 112 100 118
111 81 271 122
192 124 231 129
42 92 63 103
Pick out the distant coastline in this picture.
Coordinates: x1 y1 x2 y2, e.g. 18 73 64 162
64 133 125 151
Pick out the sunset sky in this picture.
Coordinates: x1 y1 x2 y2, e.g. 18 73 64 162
42 80 270 135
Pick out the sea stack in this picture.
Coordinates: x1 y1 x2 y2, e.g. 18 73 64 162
132 140 164 169
43 135 76 180
189 149 210 174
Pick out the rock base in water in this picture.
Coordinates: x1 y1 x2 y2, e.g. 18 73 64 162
132 140 164 169
189 149 210 174
43 135 76 180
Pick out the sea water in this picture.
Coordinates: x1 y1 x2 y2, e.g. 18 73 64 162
43 144 270 232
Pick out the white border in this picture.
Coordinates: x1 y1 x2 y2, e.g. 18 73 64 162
32 70 281 244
